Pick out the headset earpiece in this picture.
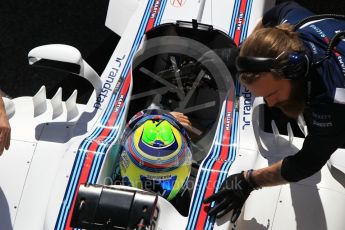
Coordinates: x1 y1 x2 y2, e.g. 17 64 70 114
279 52 309 79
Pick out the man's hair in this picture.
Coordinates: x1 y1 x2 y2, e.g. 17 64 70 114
239 23 305 84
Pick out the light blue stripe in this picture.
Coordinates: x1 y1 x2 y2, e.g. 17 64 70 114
89 94 117 140
186 160 215 229
56 93 116 227
123 0 154 74
92 106 127 182
205 104 240 230
56 1 154 228
188 0 246 222
87 152 101 184
187 107 224 226
187 107 226 228
204 94 239 229
99 93 118 126
60 79 124 227
154 0 162 27
186 143 220 228
122 0 153 76
229 0 239 38
240 0 253 42
123 0 154 76
231 111 239 162
57 150 87 229
89 96 128 183
229 0 240 37
87 94 124 183
158 0 167 25
244 0 253 40
56 152 81 229
96 0 153 132
187 109 225 229
204 167 224 228
154 0 167 27
60 150 89 227
205 101 238 229
81 0 154 185
89 95 128 183
56 142 91 229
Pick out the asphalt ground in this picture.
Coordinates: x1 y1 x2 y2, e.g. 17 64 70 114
0 0 344 103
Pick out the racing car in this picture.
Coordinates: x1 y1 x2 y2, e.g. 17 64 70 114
0 0 345 229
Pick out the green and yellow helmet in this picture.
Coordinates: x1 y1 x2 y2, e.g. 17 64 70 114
119 109 192 201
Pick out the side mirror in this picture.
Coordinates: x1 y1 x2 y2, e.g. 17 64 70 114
28 44 102 97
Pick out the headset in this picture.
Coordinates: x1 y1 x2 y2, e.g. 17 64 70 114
236 51 309 79
236 14 345 80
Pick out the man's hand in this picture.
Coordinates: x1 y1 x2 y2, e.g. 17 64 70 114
169 112 192 130
203 172 253 223
0 98 10 156
0 113 10 155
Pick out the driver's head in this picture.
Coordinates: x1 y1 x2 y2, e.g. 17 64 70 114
237 24 306 118
119 109 192 201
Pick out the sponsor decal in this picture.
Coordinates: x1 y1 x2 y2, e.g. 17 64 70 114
120 151 130 170
236 12 245 31
225 112 232 131
337 55 345 77
170 0 186 7
146 174 172 180
115 95 124 113
151 0 161 19
308 41 318 55
312 120 333 128
94 55 126 109
310 25 327 39
242 87 252 130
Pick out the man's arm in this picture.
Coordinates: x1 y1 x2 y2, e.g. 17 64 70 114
245 160 287 187
0 97 11 155
262 1 313 27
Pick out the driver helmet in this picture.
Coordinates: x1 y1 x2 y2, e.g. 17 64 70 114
119 109 192 201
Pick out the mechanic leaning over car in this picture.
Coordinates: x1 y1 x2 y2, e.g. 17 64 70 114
204 1 345 223
0 95 10 156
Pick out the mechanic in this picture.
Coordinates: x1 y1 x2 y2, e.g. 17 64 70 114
0 96 10 156
204 1 345 223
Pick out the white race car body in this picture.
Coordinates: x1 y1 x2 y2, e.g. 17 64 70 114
1 0 345 229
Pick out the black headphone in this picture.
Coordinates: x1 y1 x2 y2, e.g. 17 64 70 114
236 51 310 80
236 14 345 80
